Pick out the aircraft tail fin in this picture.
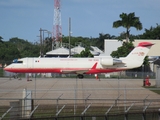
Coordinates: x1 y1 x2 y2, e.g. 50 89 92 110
125 42 154 61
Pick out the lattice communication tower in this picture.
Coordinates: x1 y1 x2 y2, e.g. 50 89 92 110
53 0 62 48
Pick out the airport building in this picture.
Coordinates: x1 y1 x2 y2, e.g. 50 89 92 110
45 47 75 57
45 45 103 57
104 39 160 57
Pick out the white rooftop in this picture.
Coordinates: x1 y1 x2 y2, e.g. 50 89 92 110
45 46 103 56
71 45 101 56
46 47 75 55
91 46 104 54
71 45 85 54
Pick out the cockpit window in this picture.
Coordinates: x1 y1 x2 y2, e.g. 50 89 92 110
12 59 23 63
17 61 23 63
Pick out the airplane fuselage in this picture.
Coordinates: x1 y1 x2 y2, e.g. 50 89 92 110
4 57 141 74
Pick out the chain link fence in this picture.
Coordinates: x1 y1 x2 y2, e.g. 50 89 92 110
0 98 160 120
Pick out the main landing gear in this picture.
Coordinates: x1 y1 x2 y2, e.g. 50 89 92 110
77 74 84 79
77 74 100 80
12 73 21 80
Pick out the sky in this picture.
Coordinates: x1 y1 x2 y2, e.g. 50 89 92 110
0 0 160 42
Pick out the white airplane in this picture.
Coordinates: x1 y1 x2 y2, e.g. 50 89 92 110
4 42 154 79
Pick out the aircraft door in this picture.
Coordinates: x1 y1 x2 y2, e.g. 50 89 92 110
27 58 34 72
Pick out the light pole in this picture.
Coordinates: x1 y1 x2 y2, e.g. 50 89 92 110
39 28 48 57
69 17 71 57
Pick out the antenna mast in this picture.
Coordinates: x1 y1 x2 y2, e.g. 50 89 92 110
53 0 62 49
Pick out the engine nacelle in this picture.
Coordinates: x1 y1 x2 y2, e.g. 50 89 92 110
100 58 114 66
100 58 123 66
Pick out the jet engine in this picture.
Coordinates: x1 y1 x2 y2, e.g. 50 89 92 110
100 58 122 66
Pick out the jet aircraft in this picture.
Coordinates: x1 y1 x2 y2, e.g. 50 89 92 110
4 42 154 79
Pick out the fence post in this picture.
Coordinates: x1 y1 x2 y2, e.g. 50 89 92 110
142 112 146 120
143 95 149 108
104 115 108 120
142 102 152 120
158 108 160 120
124 102 135 120
124 113 128 120
115 94 121 107
56 94 63 113
0 106 13 120
80 116 84 120
105 103 115 120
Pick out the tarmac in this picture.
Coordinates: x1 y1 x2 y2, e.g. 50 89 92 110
0 77 160 106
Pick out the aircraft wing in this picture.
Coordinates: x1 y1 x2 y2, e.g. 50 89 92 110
61 69 89 74
61 62 98 74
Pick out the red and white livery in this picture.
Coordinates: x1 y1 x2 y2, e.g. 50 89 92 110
4 42 154 78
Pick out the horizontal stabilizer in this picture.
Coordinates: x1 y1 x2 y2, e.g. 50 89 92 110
138 42 154 47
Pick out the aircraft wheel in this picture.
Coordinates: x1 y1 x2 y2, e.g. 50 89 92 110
77 74 84 79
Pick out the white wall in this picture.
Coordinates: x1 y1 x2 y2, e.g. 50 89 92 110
104 40 123 56
133 40 160 56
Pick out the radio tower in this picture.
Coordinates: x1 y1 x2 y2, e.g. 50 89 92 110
53 0 62 49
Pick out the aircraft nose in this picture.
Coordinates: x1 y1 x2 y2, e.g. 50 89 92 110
4 66 8 71
3 65 10 72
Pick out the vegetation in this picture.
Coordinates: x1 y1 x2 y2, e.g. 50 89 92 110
113 12 143 42
111 42 134 58
144 86 160 95
140 24 160 39
73 47 93 57
0 37 40 65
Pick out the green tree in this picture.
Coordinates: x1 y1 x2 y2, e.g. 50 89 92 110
0 41 21 65
111 42 134 58
9 37 40 57
93 33 116 50
73 47 93 57
113 12 142 42
140 24 160 39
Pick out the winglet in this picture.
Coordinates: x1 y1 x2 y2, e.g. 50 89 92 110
91 62 98 69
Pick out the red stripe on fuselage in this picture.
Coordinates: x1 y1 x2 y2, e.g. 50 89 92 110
4 68 61 73
4 67 126 74
86 68 125 74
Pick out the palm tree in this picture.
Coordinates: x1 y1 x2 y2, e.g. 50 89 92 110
113 12 142 42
